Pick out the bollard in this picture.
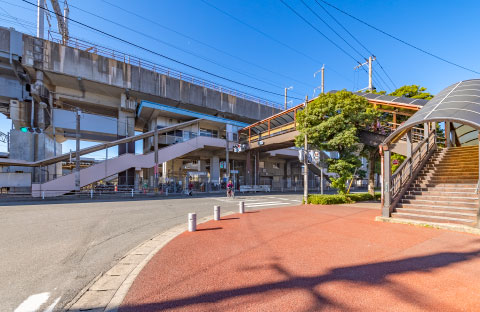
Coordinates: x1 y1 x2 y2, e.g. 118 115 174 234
131 189 134 198
90 189 93 199
166 188 168 196
214 205 220 221
188 213 196 232
42 191 45 200
239 201 245 214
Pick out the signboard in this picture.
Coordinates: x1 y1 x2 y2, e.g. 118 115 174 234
392 159 399 165
230 170 239 174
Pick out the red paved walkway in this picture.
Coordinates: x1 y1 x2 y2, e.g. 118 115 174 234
120 204 480 311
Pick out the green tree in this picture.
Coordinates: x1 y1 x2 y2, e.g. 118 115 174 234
296 90 378 194
389 85 434 100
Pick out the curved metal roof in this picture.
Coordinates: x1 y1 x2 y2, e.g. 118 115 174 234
384 79 480 144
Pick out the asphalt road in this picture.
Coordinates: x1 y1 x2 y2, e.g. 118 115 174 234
0 193 302 311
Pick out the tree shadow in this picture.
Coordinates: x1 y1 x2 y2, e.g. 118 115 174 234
117 249 480 311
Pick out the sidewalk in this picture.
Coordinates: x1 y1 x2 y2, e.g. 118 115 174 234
120 203 480 311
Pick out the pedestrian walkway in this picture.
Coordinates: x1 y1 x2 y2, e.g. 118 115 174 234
120 203 480 311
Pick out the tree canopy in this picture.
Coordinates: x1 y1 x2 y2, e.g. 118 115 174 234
366 84 434 100
296 90 378 194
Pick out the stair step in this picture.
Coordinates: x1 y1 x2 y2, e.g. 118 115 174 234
405 190 478 197
395 208 477 220
403 194 479 202
391 212 476 226
400 199 479 208
411 183 477 189
396 204 477 214
398 202 478 210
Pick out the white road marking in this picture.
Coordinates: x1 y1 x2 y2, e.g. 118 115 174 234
267 197 291 201
290 200 302 202
43 297 60 312
14 292 50 312
245 202 292 207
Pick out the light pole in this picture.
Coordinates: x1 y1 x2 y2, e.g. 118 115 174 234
285 86 293 110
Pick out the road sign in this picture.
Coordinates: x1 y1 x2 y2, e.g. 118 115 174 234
230 170 239 174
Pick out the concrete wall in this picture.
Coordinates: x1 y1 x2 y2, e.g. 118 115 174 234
0 172 31 187
19 33 280 122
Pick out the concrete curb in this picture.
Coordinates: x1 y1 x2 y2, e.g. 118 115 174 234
375 216 480 235
67 212 234 312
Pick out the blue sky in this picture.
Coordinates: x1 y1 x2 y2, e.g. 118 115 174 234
1 0 480 154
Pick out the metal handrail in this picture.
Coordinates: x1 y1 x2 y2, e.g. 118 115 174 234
46 33 282 109
389 130 437 202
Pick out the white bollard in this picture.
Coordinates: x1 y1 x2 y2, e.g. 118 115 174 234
214 205 220 221
42 191 45 200
131 188 134 198
90 189 93 199
239 201 245 214
188 213 197 232
166 188 168 196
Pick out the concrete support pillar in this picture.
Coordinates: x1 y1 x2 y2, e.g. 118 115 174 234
245 150 252 185
210 156 220 183
134 168 141 191
117 109 135 186
382 146 391 218
445 122 451 147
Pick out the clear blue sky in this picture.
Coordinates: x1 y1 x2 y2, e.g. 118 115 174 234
1 0 480 153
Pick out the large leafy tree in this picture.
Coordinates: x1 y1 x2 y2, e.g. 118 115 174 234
296 90 378 194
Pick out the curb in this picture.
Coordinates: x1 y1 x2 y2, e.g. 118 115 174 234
375 216 480 235
67 212 234 311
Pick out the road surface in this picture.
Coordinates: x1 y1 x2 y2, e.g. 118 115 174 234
0 193 302 311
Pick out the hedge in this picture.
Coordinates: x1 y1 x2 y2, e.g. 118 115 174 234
307 192 381 205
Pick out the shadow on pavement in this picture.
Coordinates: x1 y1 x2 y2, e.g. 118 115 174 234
116 249 480 311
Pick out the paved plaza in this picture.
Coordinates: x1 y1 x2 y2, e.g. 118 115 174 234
120 204 480 312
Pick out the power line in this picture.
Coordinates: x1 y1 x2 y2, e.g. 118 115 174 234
299 0 366 61
318 0 480 75
66 2 307 98
20 0 305 102
313 0 397 90
200 0 353 83
98 0 316 91
280 0 364 68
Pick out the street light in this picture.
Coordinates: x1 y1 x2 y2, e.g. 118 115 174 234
314 65 325 94
313 86 322 97
284 86 293 110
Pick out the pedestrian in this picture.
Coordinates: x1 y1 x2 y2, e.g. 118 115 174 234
188 182 194 196
226 179 234 198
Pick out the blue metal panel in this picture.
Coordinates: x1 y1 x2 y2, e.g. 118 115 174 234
138 100 249 127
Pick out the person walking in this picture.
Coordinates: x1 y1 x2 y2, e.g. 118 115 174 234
226 179 234 198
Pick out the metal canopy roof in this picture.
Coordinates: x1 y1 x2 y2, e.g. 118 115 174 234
383 79 480 144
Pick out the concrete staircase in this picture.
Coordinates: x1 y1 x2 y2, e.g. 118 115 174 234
392 146 479 226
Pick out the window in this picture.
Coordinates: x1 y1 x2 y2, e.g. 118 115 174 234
273 163 280 169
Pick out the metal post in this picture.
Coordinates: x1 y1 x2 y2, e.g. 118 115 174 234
303 95 309 204
382 147 391 217
188 213 196 232
154 122 159 191
406 130 412 158
226 125 230 180
214 205 220 220
284 87 287 110
75 109 81 192
445 122 451 147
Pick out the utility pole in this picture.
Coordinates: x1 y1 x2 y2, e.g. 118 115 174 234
354 56 376 92
284 86 293 110
75 109 81 192
303 95 309 204
154 121 159 192
226 125 230 180
37 0 45 39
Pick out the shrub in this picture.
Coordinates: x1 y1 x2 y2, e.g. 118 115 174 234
307 194 351 205
307 192 381 205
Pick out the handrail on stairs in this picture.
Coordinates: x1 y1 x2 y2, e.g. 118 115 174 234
388 130 438 208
